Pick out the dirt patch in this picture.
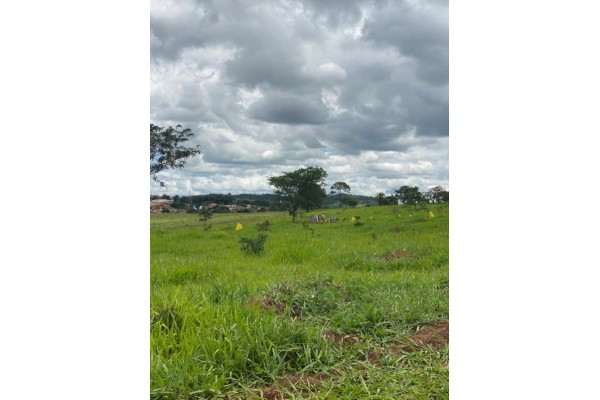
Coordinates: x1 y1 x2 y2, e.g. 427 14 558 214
323 321 448 359
260 298 286 314
389 320 449 356
391 227 401 233
259 386 281 400
383 251 411 260
245 298 286 314
410 320 449 350
256 372 332 400
357 350 385 368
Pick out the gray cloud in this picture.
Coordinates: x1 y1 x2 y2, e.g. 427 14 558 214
150 0 448 195
363 0 449 85
246 92 329 125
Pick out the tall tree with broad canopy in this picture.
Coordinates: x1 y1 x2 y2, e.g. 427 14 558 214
426 186 449 203
330 181 351 206
395 185 427 209
268 166 328 221
376 192 389 206
150 124 201 187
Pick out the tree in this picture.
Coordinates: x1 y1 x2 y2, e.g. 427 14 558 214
340 196 358 207
426 186 449 203
375 192 389 206
330 182 351 206
267 166 328 221
302 181 327 212
150 124 202 187
395 186 426 209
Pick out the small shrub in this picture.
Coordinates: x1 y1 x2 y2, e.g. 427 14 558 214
199 208 213 230
199 208 213 222
240 233 268 256
256 220 271 232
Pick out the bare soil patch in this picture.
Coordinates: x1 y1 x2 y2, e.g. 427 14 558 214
256 372 333 400
257 298 286 314
410 320 449 350
321 321 448 355
389 320 449 356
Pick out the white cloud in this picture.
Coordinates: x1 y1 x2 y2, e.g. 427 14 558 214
150 0 448 196
317 62 348 81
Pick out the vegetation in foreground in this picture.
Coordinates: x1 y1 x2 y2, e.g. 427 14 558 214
151 203 449 399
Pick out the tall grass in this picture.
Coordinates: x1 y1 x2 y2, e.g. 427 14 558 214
151 204 448 399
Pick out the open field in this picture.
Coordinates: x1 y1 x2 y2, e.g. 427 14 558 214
151 204 449 399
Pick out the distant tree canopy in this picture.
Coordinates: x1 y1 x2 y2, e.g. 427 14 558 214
426 186 449 203
268 166 328 221
339 195 359 207
150 124 201 187
150 187 448 214
376 192 389 206
330 181 351 205
395 186 427 209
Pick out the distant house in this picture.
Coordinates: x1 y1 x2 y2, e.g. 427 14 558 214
150 198 175 213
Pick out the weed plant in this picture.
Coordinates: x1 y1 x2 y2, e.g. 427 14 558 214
239 233 268 256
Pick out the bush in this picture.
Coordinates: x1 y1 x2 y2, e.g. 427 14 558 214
256 220 271 232
213 205 230 213
240 233 268 256
199 208 213 222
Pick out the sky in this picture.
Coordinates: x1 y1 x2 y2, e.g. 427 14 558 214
150 0 448 196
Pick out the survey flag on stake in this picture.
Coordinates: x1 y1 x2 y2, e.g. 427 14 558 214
428 211 435 218
235 223 243 231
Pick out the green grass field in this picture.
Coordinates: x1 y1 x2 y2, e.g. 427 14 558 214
151 204 449 399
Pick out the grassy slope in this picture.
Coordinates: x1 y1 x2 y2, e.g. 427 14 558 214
151 204 449 399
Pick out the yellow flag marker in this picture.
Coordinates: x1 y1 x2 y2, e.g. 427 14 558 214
235 223 243 231
351 216 356 221
428 211 435 218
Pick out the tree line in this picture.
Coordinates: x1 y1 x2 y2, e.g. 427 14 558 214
150 124 448 219
266 166 448 221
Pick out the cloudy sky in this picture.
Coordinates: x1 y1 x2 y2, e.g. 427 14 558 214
150 0 448 196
